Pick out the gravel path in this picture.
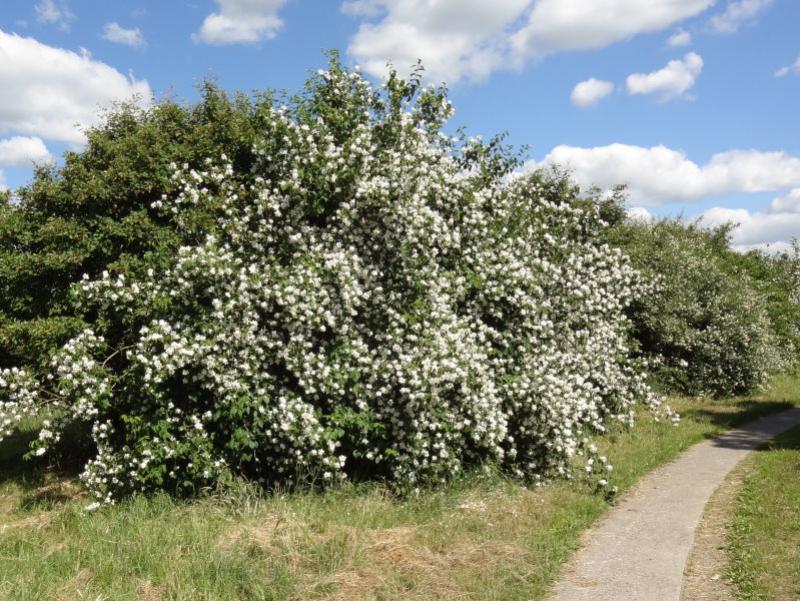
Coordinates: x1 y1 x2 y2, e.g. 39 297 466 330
546 407 800 601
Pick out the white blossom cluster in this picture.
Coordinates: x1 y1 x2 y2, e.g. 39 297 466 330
0 367 39 441
0 65 673 503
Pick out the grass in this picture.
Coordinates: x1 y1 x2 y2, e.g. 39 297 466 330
0 374 798 601
727 421 800 601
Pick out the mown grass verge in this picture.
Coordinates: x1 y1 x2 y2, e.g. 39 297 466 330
728 419 800 601
1 374 798 601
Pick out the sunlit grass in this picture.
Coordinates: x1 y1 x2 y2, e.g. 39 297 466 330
727 420 800 601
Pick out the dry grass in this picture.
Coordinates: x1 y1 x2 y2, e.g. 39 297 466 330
137 580 166 601
55 569 94 601
217 510 511 599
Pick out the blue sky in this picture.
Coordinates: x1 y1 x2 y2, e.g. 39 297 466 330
1 0 799 250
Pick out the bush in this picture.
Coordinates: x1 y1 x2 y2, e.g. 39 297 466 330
609 218 791 396
719 240 800 366
0 60 668 505
0 83 268 372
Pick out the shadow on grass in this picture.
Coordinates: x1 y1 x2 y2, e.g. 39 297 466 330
752 422 800 455
757 425 800 460
0 427 47 488
0 424 85 511
709 407 800 451
680 399 795 434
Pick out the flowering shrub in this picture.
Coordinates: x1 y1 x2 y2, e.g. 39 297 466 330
723 238 800 372
609 219 791 396
0 61 670 504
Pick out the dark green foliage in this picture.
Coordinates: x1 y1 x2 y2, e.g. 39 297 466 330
608 217 798 396
719 243 800 361
0 84 273 372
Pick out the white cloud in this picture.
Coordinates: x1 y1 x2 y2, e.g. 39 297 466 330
342 0 384 16
0 135 51 192
775 56 800 77
0 29 152 144
626 52 703 101
510 0 714 58
667 28 692 46
731 240 794 253
346 0 530 83
708 0 773 33
700 190 800 251
194 0 288 45
35 0 61 24
346 0 719 84
570 78 614 107
530 143 800 206
34 0 73 30
0 136 52 167
102 22 146 48
768 188 800 213
626 206 653 222
533 141 800 251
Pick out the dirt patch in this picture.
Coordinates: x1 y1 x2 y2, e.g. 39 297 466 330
137 579 166 601
216 515 284 551
681 461 751 601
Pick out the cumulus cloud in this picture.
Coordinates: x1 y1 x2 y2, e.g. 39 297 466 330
570 78 614 107
775 56 800 77
34 0 74 29
510 0 714 58
700 190 800 252
345 0 718 84
530 143 800 206
667 28 692 46
531 141 800 251
769 188 800 213
341 0 385 16
0 135 51 193
626 206 654 222
708 0 773 33
0 29 151 144
0 136 52 167
194 0 288 45
626 52 703 101
345 0 529 83
102 22 146 48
